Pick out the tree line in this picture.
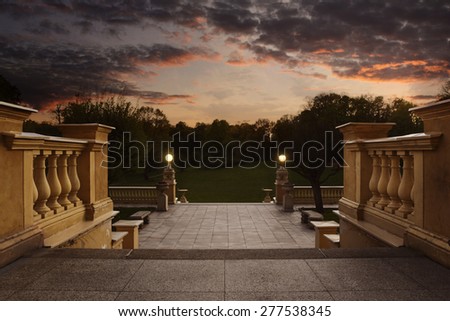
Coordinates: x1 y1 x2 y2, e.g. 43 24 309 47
1 74 449 211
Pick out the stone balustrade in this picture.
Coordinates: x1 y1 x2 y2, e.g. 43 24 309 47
336 99 450 267
2 132 87 221
109 186 158 207
364 133 441 223
293 186 343 205
0 101 116 267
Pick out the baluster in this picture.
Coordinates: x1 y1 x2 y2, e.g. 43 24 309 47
57 151 73 209
386 151 402 213
396 152 414 218
32 154 39 219
68 151 82 206
367 151 381 206
375 151 390 209
33 152 52 217
46 151 63 213
408 179 415 221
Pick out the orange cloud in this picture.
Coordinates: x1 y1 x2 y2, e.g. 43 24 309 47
281 69 327 80
312 48 345 55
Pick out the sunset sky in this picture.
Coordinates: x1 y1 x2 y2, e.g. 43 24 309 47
0 0 449 125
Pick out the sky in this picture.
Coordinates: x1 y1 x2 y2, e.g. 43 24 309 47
0 0 449 125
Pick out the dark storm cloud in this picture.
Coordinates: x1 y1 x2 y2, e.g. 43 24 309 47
0 39 215 108
206 1 259 34
25 19 71 35
0 0 448 107
409 95 436 100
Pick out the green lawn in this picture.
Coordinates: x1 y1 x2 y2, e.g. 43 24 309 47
111 165 343 203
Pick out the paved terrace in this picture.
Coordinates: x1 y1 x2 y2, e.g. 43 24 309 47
139 204 315 249
1 248 449 300
1 204 449 301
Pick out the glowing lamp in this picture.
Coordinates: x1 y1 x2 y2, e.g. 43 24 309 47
165 153 173 163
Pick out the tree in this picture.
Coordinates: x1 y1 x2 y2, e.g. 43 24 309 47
386 98 423 136
272 93 418 213
23 120 60 136
437 79 450 101
56 97 170 183
0 75 21 104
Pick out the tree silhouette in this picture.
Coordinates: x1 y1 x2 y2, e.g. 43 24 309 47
0 75 21 104
437 79 450 101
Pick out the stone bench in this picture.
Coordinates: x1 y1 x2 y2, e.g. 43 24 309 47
129 210 152 225
310 221 339 249
299 209 324 227
111 231 128 249
112 220 143 249
323 233 340 248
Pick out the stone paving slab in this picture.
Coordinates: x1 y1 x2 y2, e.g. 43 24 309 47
1 250 449 301
124 260 224 293
306 258 424 291
140 204 314 249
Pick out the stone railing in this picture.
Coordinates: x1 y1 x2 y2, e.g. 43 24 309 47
293 186 343 205
0 101 116 267
337 99 450 267
109 186 158 207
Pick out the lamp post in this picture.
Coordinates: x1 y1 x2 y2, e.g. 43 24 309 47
163 153 176 204
275 154 289 205
165 153 173 168
278 154 286 168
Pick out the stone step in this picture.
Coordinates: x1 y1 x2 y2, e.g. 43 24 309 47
26 247 423 260
111 231 128 249
323 233 340 248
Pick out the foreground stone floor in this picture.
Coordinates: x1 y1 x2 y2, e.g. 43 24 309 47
139 204 315 249
1 248 449 301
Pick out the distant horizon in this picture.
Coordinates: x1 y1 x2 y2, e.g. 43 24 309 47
1 0 448 126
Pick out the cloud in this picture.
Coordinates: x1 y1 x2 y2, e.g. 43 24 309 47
282 69 327 80
25 19 71 35
0 39 213 108
409 95 437 100
139 91 195 105
0 0 449 109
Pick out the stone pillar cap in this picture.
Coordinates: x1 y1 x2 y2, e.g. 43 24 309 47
409 99 450 120
336 122 395 140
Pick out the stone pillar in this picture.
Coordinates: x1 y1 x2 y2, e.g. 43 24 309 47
57 123 115 220
163 166 176 204
275 166 289 205
336 122 395 219
0 102 42 268
282 182 294 212
156 181 169 211
409 100 450 239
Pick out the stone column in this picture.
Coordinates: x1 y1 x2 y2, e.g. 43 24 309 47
163 166 176 205
0 102 42 268
336 122 395 219
156 181 169 211
275 166 289 205
409 101 450 237
58 123 115 220
282 182 295 212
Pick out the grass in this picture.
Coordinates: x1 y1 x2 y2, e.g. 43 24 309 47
323 209 340 223
111 165 343 203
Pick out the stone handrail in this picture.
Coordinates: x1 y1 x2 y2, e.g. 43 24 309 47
2 132 87 220
0 101 116 267
343 132 441 224
109 186 158 206
337 100 450 267
293 186 343 205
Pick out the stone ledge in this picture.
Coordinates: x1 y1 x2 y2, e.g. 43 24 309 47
337 211 404 247
0 227 42 268
43 211 118 248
